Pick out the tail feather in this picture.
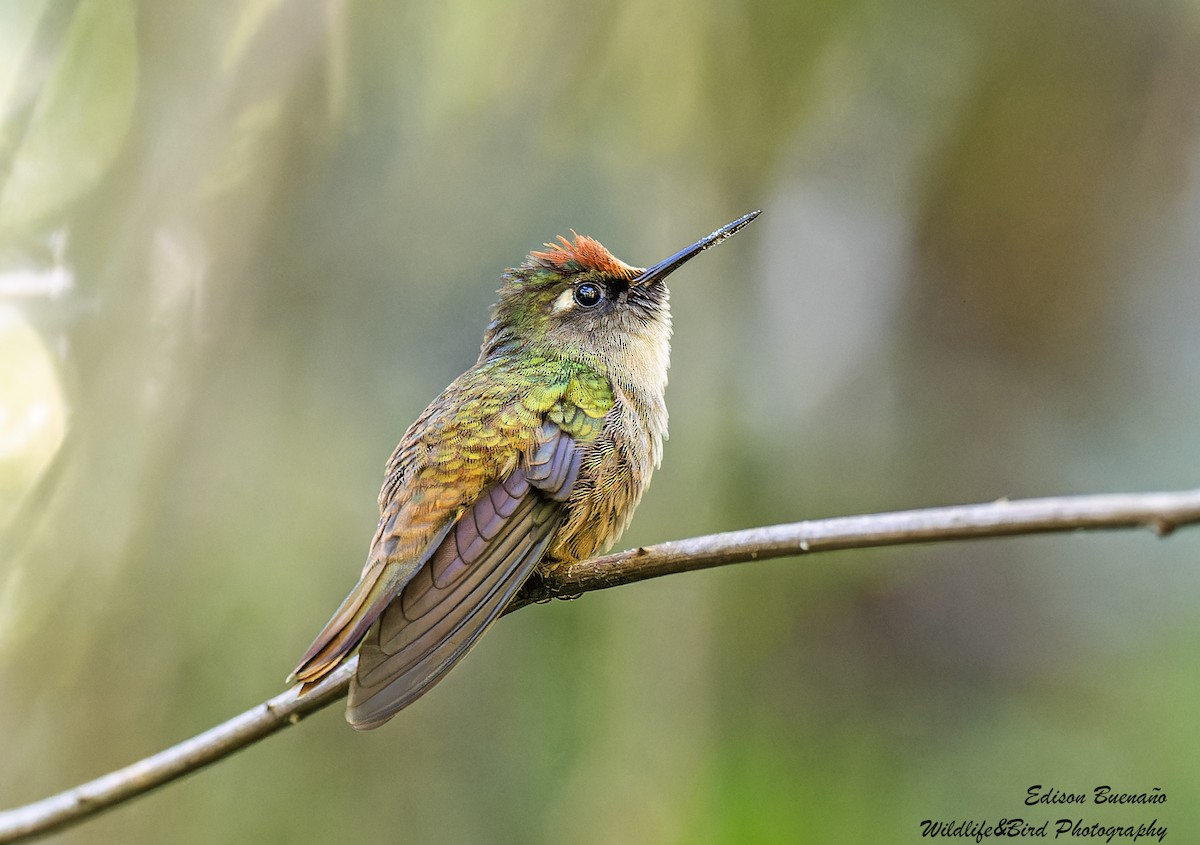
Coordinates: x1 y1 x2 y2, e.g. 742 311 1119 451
291 521 454 686
291 576 385 686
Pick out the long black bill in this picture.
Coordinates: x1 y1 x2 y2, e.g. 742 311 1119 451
632 210 761 286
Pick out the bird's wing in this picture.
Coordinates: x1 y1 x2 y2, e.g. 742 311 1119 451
291 357 613 720
346 418 586 729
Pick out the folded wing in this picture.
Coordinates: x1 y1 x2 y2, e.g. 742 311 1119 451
347 420 584 729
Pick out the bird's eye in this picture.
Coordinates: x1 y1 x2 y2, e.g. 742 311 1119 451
573 282 604 308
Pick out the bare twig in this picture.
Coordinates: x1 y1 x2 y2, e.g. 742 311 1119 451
2 488 1199 843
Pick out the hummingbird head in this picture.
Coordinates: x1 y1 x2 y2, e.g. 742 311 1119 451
481 231 667 370
479 213 761 382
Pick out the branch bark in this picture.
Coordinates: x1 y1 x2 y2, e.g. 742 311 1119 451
2 488 1199 843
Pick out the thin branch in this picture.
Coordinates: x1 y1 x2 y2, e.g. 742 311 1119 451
3 488 1199 843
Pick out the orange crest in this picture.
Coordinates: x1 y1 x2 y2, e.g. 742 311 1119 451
530 231 638 278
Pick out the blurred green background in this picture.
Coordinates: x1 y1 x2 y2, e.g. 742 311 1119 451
2 0 1198 842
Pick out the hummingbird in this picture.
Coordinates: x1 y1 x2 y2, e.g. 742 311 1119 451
292 211 761 729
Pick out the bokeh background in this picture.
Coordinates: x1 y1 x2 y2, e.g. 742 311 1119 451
2 1 1198 842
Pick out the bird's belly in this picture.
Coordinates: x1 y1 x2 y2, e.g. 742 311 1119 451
544 400 664 564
